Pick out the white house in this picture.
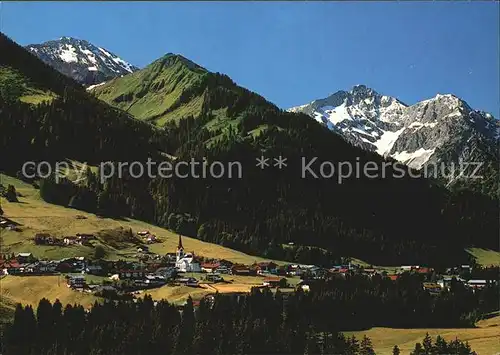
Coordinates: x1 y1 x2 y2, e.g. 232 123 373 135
175 235 201 272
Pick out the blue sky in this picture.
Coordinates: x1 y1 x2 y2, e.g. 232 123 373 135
2 1 499 117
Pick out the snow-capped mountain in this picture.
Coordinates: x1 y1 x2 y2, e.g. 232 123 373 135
289 85 499 177
26 37 139 86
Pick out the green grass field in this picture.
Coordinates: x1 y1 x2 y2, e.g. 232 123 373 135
466 248 500 267
0 173 286 264
0 172 291 318
0 65 56 104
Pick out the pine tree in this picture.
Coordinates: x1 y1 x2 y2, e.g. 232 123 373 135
5 184 18 202
434 335 448 354
304 332 320 355
422 332 434 354
360 335 376 355
411 342 425 355
175 297 195 355
392 344 400 355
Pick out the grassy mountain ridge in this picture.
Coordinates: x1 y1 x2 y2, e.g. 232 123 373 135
92 52 280 129
92 54 209 125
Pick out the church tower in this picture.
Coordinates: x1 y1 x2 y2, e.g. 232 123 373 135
176 235 185 262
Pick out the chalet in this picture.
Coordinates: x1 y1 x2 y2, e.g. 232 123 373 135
437 276 466 290
263 277 287 288
401 265 420 272
186 279 199 287
144 274 166 286
299 284 310 292
34 261 58 274
231 264 253 276
0 218 20 230
302 266 327 279
1 260 22 274
60 257 85 272
85 265 104 275
276 266 288 276
67 275 86 289
215 266 230 274
155 267 177 279
34 233 55 245
118 269 146 280
254 261 278 275
64 236 81 245
17 253 34 263
286 264 304 276
21 263 37 274
178 277 199 287
76 233 95 242
206 273 224 283
417 267 433 274
387 274 399 281
218 259 234 268
164 253 177 265
334 268 349 276
467 280 488 289
297 278 320 291
201 262 220 273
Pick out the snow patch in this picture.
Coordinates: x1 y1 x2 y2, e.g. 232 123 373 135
59 45 78 63
373 127 406 155
80 48 98 64
322 101 352 125
86 81 106 91
408 121 438 131
391 148 435 169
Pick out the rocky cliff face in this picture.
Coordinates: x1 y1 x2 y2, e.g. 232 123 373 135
289 85 499 186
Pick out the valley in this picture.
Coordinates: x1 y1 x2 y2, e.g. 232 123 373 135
0 9 499 353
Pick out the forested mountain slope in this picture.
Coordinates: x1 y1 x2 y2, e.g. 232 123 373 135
1 32 497 267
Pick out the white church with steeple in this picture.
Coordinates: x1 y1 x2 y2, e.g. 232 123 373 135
175 235 201 272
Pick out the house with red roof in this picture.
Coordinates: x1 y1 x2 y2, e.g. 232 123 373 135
201 262 220 273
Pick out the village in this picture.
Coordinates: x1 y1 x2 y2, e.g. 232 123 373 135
1 215 496 305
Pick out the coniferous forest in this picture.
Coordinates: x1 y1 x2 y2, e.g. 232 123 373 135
2 277 489 355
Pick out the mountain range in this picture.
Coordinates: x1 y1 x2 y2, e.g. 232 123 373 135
289 86 499 183
1 32 498 267
25 38 499 188
25 37 139 87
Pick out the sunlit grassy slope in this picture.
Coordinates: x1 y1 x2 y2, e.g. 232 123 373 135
0 173 283 265
466 248 500 267
0 275 98 311
345 314 500 355
91 54 207 125
0 65 56 104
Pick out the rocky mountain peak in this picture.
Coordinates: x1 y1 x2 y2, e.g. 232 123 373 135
288 87 498 175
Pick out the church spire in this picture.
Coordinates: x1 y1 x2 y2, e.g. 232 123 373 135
177 234 183 250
